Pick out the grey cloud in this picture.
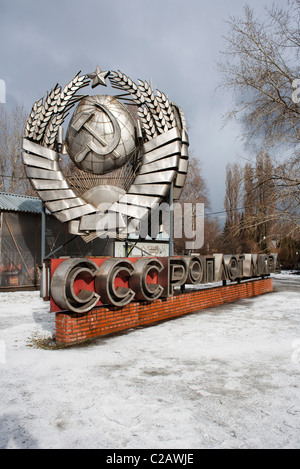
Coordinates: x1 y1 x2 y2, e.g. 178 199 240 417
0 0 276 213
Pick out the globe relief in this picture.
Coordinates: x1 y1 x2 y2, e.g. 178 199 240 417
65 95 137 175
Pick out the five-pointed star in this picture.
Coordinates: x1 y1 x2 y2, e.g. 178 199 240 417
87 66 110 88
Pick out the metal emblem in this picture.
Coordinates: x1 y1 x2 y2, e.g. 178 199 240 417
65 95 135 174
71 106 121 163
22 66 189 238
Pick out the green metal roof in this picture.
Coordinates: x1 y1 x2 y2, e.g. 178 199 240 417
0 192 44 214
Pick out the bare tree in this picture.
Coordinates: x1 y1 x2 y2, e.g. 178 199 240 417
0 104 34 195
243 162 255 232
223 155 278 252
175 156 211 253
179 155 210 207
222 162 243 252
218 1 300 151
224 162 242 228
241 153 276 250
218 1 300 240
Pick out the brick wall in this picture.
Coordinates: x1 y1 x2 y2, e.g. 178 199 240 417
55 277 273 345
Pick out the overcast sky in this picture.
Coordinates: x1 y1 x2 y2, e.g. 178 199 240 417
0 0 279 218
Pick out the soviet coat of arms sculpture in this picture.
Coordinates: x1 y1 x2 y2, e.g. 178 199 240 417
22 66 189 239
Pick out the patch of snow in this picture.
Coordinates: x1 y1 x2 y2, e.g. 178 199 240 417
0 273 299 449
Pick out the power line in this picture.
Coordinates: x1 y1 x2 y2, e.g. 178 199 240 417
205 206 246 216
0 173 251 218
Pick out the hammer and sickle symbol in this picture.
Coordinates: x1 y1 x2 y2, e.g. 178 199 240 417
72 102 121 163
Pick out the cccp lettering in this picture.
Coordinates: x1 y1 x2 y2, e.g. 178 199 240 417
95 258 135 307
129 258 164 301
49 253 279 313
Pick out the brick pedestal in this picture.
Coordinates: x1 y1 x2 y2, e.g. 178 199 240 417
55 277 273 346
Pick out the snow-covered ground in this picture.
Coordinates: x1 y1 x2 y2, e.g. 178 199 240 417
0 272 299 449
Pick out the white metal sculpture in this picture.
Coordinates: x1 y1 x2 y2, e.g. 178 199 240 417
22 66 189 239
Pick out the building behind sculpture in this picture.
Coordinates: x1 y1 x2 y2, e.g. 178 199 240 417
0 192 115 290
0 192 170 290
